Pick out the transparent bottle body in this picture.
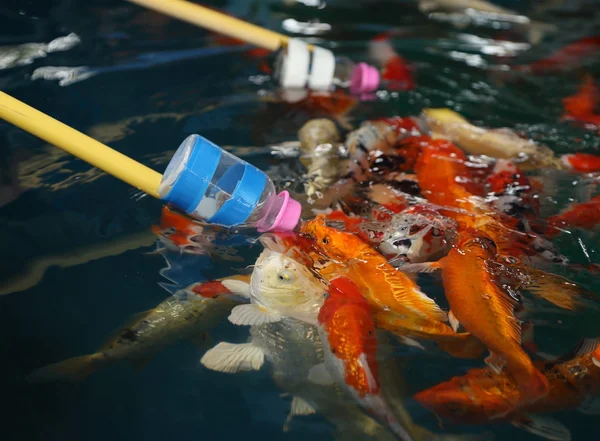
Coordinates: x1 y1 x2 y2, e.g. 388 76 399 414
332 56 356 88
189 149 282 229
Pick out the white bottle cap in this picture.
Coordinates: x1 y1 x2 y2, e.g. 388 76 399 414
308 46 335 90
278 38 310 89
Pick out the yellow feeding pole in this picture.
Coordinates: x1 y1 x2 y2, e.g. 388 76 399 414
127 0 314 52
0 91 163 198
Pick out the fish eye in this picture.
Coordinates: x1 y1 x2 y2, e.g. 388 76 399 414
431 228 442 237
277 270 296 283
322 236 330 245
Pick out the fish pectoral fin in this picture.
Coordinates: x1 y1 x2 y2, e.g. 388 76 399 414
521 267 596 311
290 396 317 416
200 342 265 373
396 336 425 350
228 304 281 326
484 352 507 375
307 363 335 386
399 262 442 273
448 310 460 333
220 279 251 299
511 415 571 441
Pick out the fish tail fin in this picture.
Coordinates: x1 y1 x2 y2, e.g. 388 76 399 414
363 394 413 441
519 266 597 311
513 366 549 406
437 335 486 360
27 353 104 383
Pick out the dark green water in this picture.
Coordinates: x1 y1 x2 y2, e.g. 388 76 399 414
1 1 599 440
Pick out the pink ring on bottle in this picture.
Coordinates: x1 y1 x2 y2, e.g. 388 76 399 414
257 191 301 233
350 62 380 95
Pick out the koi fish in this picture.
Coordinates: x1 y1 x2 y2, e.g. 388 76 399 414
313 276 414 441
202 243 466 440
560 153 600 173
422 108 560 170
297 118 344 199
404 231 549 411
520 36 600 75
414 338 600 441
152 205 246 261
486 159 540 220
545 194 600 237
28 276 250 383
339 117 424 185
301 214 446 322
562 74 599 120
369 32 416 92
300 215 485 358
363 205 458 265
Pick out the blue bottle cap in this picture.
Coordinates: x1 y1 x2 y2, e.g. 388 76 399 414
160 135 267 227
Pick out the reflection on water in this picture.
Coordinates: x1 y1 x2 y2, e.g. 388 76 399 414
0 1 600 441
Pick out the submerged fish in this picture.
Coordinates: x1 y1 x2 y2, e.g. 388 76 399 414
422 108 560 170
28 276 250 382
414 338 600 441
298 118 345 199
201 241 405 439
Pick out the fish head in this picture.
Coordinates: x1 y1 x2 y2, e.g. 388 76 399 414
251 248 326 318
376 208 456 263
300 215 359 263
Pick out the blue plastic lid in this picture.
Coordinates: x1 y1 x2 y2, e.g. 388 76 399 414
209 162 267 226
161 135 268 227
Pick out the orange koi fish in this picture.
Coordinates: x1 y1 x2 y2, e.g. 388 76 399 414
315 276 414 441
301 214 446 322
299 216 485 358
406 231 549 411
152 205 206 250
414 339 600 441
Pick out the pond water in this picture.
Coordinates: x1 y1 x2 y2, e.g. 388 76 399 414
1 1 599 441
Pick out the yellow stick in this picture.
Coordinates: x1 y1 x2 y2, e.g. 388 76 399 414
0 91 162 198
127 0 313 52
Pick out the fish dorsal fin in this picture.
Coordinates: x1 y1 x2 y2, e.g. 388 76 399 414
380 263 447 322
228 304 281 326
408 287 448 322
308 363 335 386
448 310 460 333
511 415 571 441
221 279 251 298
396 336 425 350
290 396 316 416
200 342 265 373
